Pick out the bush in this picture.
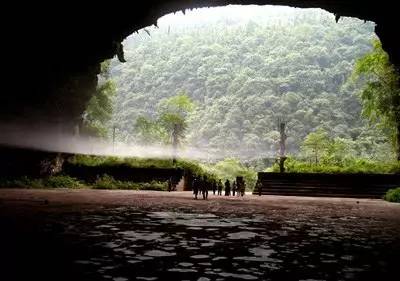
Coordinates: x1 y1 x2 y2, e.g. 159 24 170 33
268 157 400 174
138 181 168 191
68 154 218 184
203 158 257 190
384 188 400 203
0 175 81 188
92 174 168 191
69 155 176 169
0 176 40 188
43 175 82 188
93 174 137 189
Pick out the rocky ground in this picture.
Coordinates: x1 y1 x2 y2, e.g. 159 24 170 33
0 189 399 281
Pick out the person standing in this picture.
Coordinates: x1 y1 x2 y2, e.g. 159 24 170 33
201 176 208 200
256 180 262 196
192 177 199 200
212 179 217 195
168 176 173 192
232 180 237 196
240 180 246 196
217 179 223 196
224 179 231 196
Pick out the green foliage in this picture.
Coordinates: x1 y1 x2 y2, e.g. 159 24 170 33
204 158 257 190
93 174 167 190
301 128 330 164
352 39 400 159
93 174 137 189
384 188 400 203
134 116 168 144
175 159 216 180
269 157 400 174
0 175 82 188
43 175 82 188
69 154 174 168
82 60 116 138
110 8 391 159
68 154 217 181
270 128 400 173
135 92 194 146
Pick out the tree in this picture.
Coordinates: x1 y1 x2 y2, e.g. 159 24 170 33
158 92 194 143
158 93 194 162
301 128 330 164
135 92 194 161
277 119 288 172
82 60 116 138
352 39 400 160
134 116 167 144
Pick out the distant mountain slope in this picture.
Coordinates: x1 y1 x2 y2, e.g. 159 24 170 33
110 7 380 159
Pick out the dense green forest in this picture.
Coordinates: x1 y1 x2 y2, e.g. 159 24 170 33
108 6 394 162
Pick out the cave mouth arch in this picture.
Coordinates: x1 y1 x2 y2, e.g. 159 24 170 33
1 1 399 156
94 5 384 163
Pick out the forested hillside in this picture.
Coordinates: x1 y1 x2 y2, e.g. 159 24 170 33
109 6 392 160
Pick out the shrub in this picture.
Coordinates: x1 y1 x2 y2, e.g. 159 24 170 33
92 174 114 189
0 175 81 188
0 176 39 188
384 188 400 203
68 154 218 183
43 175 82 188
138 181 168 191
204 158 257 190
268 157 400 174
92 174 167 190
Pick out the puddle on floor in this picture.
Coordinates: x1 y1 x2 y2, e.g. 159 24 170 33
2 208 399 281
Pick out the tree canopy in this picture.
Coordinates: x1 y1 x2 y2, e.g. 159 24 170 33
108 7 394 162
82 60 116 138
352 39 400 160
135 92 194 150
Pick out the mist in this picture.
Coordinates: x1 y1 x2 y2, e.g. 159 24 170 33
0 123 273 161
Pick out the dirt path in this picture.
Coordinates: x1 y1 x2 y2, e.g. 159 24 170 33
1 188 399 220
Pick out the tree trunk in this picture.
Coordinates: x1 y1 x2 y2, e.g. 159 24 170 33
279 156 287 173
172 125 178 165
278 122 287 173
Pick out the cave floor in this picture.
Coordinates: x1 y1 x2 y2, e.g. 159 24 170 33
0 189 399 281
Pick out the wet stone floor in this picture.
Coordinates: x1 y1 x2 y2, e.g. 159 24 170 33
1 206 399 281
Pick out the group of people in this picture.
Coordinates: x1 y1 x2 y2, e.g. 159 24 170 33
192 176 246 200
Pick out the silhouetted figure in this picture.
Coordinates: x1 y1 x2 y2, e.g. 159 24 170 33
217 179 223 196
240 180 246 196
168 177 173 192
256 181 262 196
232 181 237 196
212 180 217 195
225 179 231 196
201 176 208 200
192 178 199 200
